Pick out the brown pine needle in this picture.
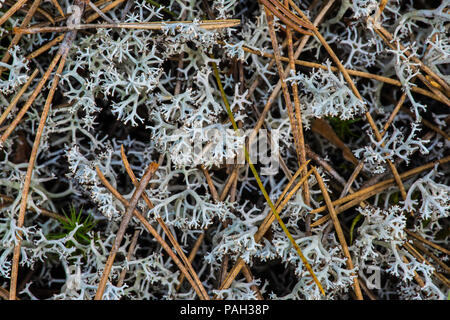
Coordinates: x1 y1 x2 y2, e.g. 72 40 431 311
400 106 450 141
50 0 65 17
120 145 210 300
412 241 450 275
287 0 408 203
85 0 127 23
405 229 450 256
244 0 336 146
313 167 363 300
367 20 450 106
26 34 66 60
0 53 61 147
212 56 325 296
176 231 205 292
95 162 158 300
0 193 68 222
310 155 450 226
116 229 140 288
368 16 450 98
14 19 241 34
284 0 310 211
220 40 445 104
218 166 315 295
198 163 262 298
265 8 302 170
403 242 450 287
219 167 238 201
87 0 116 23
0 0 42 72
259 0 313 35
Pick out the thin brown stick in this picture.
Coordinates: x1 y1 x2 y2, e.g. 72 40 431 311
313 167 363 300
400 106 450 141
0 286 12 300
95 167 208 299
358 276 377 300
176 231 205 291
259 0 313 36
198 162 262 298
199 165 219 201
369 17 450 97
372 0 388 24
0 68 39 126
403 242 450 287
219 167 238 201
3 0 55 24
247 0 336 145
382 92 409 135
402 255 425 288
94 162 158 300
339 161 364 199
23 0 112 30
50 0 65 17
285 0 310 213
87 0 116 23
305 146 347 186
198 165 230 286
0 193 68 223
368 21 450 106
242 264 264 300
265 7 302 170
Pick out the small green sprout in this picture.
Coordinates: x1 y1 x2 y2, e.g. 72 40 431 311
48 205 97 246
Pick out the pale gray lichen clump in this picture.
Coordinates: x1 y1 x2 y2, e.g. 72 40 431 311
0 0 448 300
